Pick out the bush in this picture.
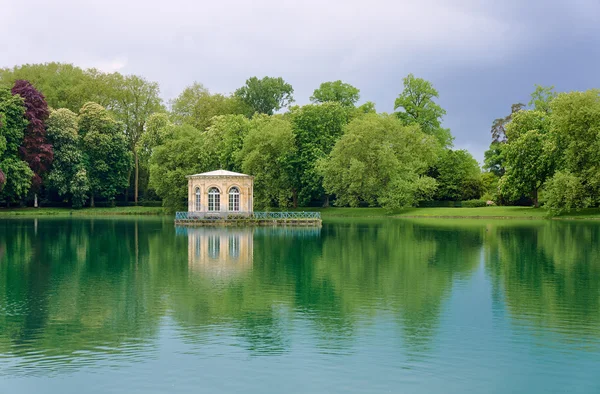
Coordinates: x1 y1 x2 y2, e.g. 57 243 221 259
544 171 591 216
461 199 487 207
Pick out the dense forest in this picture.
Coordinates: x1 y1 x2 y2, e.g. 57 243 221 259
0 63 599 214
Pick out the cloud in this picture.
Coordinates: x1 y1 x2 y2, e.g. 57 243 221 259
1 0 599 163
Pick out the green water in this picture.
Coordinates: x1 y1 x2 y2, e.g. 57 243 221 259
0 217 599 393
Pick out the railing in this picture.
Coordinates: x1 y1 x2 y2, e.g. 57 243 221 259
252 211 321 219
175 211 321 221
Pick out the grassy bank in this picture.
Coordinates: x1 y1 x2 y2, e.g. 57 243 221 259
2 206 600 220
0 206 165 216
292 206 600 220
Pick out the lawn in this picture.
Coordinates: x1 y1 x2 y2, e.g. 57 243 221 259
292 206 600 220
0 206 166 216
2 205 600 220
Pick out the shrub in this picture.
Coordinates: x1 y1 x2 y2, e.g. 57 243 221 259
461 199 487 208
544 171 591 216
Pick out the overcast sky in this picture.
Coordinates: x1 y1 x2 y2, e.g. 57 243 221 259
2 0 599 161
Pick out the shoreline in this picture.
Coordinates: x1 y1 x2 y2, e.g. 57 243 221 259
1 206 600 221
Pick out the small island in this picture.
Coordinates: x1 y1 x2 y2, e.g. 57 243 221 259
174 169 321 226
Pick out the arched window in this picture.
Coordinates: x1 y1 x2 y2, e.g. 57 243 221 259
229 186 240 212
195 187 201 211
208 187 220 211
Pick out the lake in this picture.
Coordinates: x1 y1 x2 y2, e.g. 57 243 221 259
0 217 599 393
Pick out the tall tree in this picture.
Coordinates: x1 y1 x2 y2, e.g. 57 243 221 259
490 103 525 143
149 124 214 211
11 80 53 206
500 110 555 207
319 114 438 209
109 74 163 203
289 102 349 206
79 102 131 206
529 85 557 113
431 149 482 201
0 88 31 204
203 114 250 172
234 76 294 116
310 81 360 107
46 108 89 207
394 74 453 147
237 116 296 208
170 82 248 131
545 90 600 212
0 62 114 111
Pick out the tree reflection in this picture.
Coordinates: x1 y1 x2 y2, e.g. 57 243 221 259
486 221 600 343
3 217 599 374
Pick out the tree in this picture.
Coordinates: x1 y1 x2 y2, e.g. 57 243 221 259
234 76 294 116
500 110 556 207
394 74 453 147
0 87 30 204
319 114 438 209
79 102 131 206
108 74 164 203
432 150 482 201
483 143 505 177
46 108 89 207
137 113 172 167
0 88 27 155
204 114 250 171
544 171 590 216
529 85 557 113
11 80 53 205
288 102 350 206
310 81 360 107
149 124 214 211
0 157 33 204
237 116 296 208
0 62 114 112
170 82 248 131
547 90 600 210
490 103 525 144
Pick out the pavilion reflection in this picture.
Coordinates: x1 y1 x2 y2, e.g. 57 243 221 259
180 227 254 276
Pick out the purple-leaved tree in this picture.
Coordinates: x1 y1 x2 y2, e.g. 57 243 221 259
11 80 53 206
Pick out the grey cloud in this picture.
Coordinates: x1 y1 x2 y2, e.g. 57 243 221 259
2 0 599 162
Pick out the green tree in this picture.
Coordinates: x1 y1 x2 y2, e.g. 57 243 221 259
490 103 525 143
137 112 173 186
237 116 296 208
432 150 482 201
544 171 590 216
310 81 360 107
319 114 438 209
500 111 556 207
149 125 214 211
79 103 131 206
0 88 31 204
46 108 89 207
204 114 250 171
289 102 349 206
355 101 376 115
234 76 294 116
0 157 33 205
0 62 114 111
108 74 164 203
529 85 557 113
550 90 600 196
394 74 453 147
483 142 505 177
170 82 248 131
